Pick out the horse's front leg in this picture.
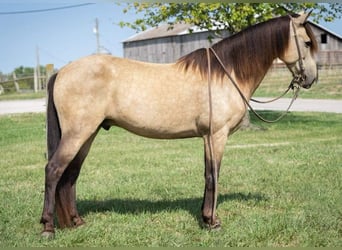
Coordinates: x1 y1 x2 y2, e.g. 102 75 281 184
201 128 228 229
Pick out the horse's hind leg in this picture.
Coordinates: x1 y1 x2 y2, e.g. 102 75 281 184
40 128 99 238
55 129 99 229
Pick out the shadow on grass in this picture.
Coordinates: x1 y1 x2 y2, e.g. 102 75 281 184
77 192 268 227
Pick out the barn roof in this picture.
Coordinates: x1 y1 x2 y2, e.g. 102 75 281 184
123 23 207 42
123 20 342 43
308 20 342 41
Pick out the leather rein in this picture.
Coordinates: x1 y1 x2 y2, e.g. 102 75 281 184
206 17 306 124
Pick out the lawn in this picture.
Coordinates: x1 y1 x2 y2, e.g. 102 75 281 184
0 111 341 247
0 91 46 101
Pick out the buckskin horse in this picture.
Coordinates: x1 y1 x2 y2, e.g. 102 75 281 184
40 12 318 238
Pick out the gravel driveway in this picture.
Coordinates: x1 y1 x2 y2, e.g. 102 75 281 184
0 97 341 115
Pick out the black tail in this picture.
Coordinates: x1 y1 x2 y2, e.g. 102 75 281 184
46 73 61 160
46 73 74 228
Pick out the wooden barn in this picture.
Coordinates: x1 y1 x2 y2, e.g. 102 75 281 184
122 21 342 66
308 21 342 66
123 23 229 63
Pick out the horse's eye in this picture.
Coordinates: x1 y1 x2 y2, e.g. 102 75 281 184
305 41 312 48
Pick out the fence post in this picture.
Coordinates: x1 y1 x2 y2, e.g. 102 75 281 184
36 46 41 91
34 67 38 92
12 72 20 92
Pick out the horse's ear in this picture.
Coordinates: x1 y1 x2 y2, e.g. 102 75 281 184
303 10 313 22
293 11 312 24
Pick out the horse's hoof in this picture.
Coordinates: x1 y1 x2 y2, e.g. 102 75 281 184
202 217 221 230
73 217 85 228
209 219 221 231
41 231 55 240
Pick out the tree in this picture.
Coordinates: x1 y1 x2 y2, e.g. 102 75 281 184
119 3 341 129
12 66 46 91
119 3 341 34
14 65 46 77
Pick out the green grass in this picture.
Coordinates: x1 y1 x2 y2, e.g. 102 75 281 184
0 91 46 101
0 112 341 247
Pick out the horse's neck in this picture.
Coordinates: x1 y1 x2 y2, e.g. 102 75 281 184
216 46 279 99
235 61 274 100
257 64 279 96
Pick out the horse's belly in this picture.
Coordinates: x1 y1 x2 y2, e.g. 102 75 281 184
102 117 199 139
106 83 204 139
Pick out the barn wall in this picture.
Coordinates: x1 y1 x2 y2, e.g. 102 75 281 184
310 25 341 51
309 24 342 65
123 31 229 63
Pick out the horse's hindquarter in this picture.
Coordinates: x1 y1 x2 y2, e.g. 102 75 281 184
54 55 246 139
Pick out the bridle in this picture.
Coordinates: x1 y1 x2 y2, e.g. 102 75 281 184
205 17 308 226
286 16 307 89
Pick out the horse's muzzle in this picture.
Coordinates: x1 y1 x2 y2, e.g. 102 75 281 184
302 76 317 89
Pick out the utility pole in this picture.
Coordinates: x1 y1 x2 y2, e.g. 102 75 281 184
94 18 100 54
93 18 111 55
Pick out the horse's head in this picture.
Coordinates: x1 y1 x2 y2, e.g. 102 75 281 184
280 12 318 89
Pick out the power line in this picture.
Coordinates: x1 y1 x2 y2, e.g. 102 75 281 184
38 46 68 64
0 3 95 15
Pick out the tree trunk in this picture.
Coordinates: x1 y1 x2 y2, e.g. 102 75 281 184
240 110 266 131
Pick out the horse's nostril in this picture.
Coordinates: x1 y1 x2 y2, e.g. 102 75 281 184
303 78 316 89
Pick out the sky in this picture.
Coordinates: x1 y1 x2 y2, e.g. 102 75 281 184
0 2 140 73
1 2 342 74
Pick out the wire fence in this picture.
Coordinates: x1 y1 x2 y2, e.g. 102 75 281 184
0 66 55 94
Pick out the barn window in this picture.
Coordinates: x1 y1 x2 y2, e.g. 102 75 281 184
321 33 327 44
